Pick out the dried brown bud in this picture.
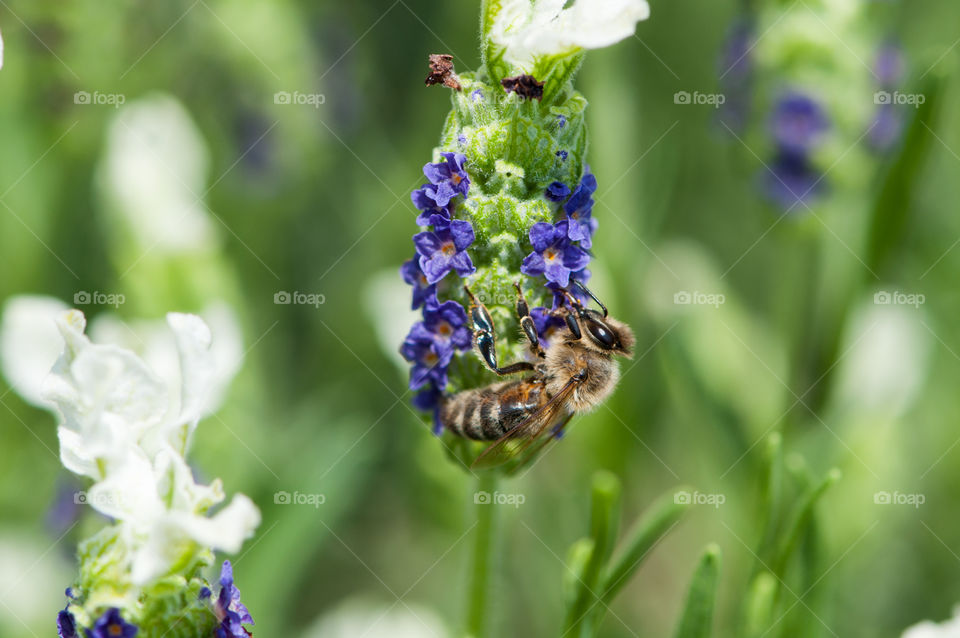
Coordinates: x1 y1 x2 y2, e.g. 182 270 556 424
500 75 545 101
425 53 461 91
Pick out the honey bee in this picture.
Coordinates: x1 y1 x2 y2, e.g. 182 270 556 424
439 281 634 469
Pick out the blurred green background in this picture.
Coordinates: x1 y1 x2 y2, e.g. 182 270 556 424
1 0 959 636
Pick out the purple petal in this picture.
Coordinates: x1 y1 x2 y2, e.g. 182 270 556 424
413 231 441 258
528 222 556 252
420 255 452 284
521 252 546 277
562 244 591 271
450 251 475 276
449 220 475 251
544 262 571 287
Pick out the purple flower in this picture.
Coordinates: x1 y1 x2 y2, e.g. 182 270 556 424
411 185 450 226
545 181 571 202
530 307 567 346
556 115 567 128
57 609 79 638
84 608 137 638
564 172 598 248
556 150 568 161
716 18 754 132
546 269 591 307
200 561 254 638
763 151 824 209
422 152 470 207
401 329 453 390
868 102 903 152
875 42 904 86
401 257 437 310
521 221 591 287
420 299 471 350
770 92 829 154
413 218 476 284
413 383 444 435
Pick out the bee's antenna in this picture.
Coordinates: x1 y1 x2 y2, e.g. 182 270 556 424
572 280 607 317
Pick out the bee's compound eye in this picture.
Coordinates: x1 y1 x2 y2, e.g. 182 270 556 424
586 319 616 349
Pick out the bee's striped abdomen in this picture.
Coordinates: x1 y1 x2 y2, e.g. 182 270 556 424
440 379 546 440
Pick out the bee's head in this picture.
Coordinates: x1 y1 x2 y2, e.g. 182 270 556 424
560 282 634 357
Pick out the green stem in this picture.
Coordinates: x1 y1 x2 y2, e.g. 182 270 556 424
466 472 499 638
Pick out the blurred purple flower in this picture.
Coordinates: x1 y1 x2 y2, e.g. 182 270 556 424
200 561 254 638
770 92 829 154
763 151 824 210
57 609 79 638
84 608 137 638
413 383 444 435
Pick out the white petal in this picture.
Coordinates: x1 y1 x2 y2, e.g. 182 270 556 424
87 449 162 522
902 607 960 638
43 311 169 472
57 426 98 479
0 295 68 407
170 493 261 553
491 0 650 70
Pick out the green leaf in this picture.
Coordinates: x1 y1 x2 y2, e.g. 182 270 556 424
772 469 840 579
673 544 722 638
600 486 691 606
563 471 621 638
756 433 783 564
742 571 778 638
865 72 944 275
564 538 596 609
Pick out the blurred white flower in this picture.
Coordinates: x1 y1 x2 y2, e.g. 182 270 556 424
99 94 216 253
833 302 930 418
0 295 69 407
0 26 4 70
302 598 447 638
903 607 960 638
489 0 650 71
39 309 259 585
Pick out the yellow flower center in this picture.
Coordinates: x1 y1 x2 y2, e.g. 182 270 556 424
441 242 456 256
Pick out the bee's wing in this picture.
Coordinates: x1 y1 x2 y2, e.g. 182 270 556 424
472 374 583 470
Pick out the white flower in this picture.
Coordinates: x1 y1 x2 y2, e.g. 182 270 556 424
98 94 216 253
0 295 69 407
489 0 650 71
39 309 259 585
903 607 960 638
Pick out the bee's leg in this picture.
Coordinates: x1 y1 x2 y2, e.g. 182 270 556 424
513 282 545 359
464 285 536 376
